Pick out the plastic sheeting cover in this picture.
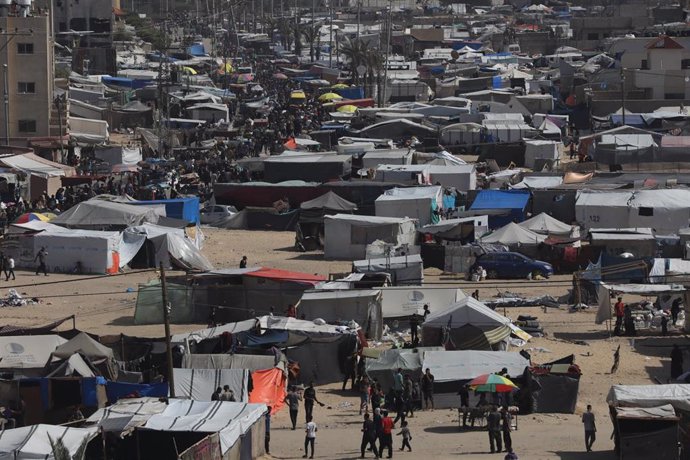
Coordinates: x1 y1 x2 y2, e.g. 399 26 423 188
249 368 287 415
173 368 249 402
422 350 529 382
0 424 97 459
607 384 690 411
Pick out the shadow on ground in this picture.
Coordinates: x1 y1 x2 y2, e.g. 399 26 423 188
552 450 613 459
552 330 611 342
107 315 134 326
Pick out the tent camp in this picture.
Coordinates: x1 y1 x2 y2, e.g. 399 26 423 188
297 289 383 339
519 212 573 236
470 190 530 229
173 368 250 402
523 140 560 169
297 191 357 251
575 189 690 234
0 424 97 459
362 149 414 169
365 347 443 390
421 296 513 350
422 350 530 408
379 286 465 319
352 254 423 285
0 335 67 377
480 222 546 245
426 165 477 191
324 214 418 260
123 223 213 271
51 199 163 229
375 186 443 227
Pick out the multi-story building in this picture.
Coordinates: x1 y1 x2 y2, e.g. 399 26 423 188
0 13 54 142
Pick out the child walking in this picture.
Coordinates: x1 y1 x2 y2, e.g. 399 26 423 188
397 420 412 452
303 415 317 459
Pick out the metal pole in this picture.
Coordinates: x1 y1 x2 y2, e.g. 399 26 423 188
159 261 176 397
56 95 65 159
357 0 360 39
329 1 333 67
3 64 8 145
382 0 392 107
621 67 626 126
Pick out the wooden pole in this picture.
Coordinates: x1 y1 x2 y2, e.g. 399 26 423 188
160 262 175 397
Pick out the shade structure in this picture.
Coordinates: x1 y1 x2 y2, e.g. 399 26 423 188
318 92 343 102
291 90 307 99
469 373 517 393
181 66 197 75
331 83 349 89
273 72 288 80
337 104 358 113
15 212 54 223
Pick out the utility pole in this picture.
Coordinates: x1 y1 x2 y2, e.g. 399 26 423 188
357 0 361 39
2 64 8 145
159 261 176 398
329 1 333 67
382 0 392 107
620 67 626 126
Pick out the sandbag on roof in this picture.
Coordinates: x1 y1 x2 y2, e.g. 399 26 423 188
480 222 546 245
519 212 572 235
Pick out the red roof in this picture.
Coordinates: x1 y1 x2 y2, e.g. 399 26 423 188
646 36 684 50
244 267 325 284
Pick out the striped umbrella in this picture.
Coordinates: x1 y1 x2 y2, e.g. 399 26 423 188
468 374 517 393
15 212 54 224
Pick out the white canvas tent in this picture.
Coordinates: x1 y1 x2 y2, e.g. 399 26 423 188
298 289 383 339
0 335 67 377
362 149 414 169
519 212 573 236
524 140 560 169
29 229 123 274
51 199 163 229
52 332 114 361
575 189 690 234
173 368 250 402
379 286 465 319
479 222 546 245
607 384 690 412
122 223 213 271
324 214 418 260
353 254 423 285
426 165 477 191
365 347 443 389
375 186 442 227
0 424 97 459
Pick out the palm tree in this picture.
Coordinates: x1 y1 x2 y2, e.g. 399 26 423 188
363 48 384 103
339 36 367 85
301 25 320 62
50 435 88 460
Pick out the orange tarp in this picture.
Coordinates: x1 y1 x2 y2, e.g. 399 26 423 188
249 368 287 415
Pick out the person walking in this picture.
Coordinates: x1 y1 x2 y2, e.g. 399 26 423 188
487 405 502 454
671 344 684 379
34 247 48 276
504 448 519 460
421 368 434 410
379 410 394 459
582 404 596 452
359 376 370 415
239 256 248 268
304 382 324 422
285 386 302 430
501 406 513 453
393 368 404 398
458 384 470 428
5 255 14 281
303 415 317 459
672 297 682 325
360 413 379 459
396 420 412 452
343 353 357 391
614 297 625 336
409 313 419 345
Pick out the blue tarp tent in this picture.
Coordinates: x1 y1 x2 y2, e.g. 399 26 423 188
335 87 365 99
187 43 206 56
470 190 530 229
610 114 646 128
132 197 200 224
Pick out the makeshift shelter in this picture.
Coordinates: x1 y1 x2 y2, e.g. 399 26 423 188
0 424 97 459
420 217 488 243
297 289 383 339
521 355 581 414
575 189 690 234
324 214 418 260
523 140 560 169
479 222 546 256
379 286 465 319
297 191 357 251
470 190 530 229
519 212 573 236
426 165 477 191
352 254 424 285
182 354 282 372
421 350 530 408
421 297 513 350
595 133 658 164
373 164 430 185
263 154 352 183
375 186 443 227
123 223 213 271
595 284 684 324
0 335 67 377
93 145 143 168
173 368 250 402
365 347 443 390
362 149 414 169
51 199 162 229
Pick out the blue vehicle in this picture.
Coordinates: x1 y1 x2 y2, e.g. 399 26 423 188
474 252 553 279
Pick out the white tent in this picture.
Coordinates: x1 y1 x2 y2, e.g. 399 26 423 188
123 223 213 271
519 212 573 236
575 189 690 234
607 384 690 412
524 140 560 169
141 400 267 455
52 332 114 361
480 222 546 245
379 286 465 319
324 214 418 260
0 335 67 377
373 164 431 185
375 186 443 227
426 165 477 191
0 424 97 459
362 149 414 169
85 397 168 435
29 229 123 274
353 254 423 285
298 289 383 339
173 368 250 402
51 199 162 229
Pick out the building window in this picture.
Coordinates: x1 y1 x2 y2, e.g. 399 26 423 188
682 59 690 69
17 82 35 94
16 43 33 54
641 60 649 69
18 120 36 133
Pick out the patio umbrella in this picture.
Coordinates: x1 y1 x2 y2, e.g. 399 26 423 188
337 104 358 113
273 72 288 80
181 66 197 75
318 92 343 102
468 374 517 393
15 212 54 224
331 83 349 89
290 90 307 99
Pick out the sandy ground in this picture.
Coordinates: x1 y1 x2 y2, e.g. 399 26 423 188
3 228 684 458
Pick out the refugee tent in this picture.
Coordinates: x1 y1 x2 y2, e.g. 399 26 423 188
375 186 443 227
171 318 258 346
51 199 162 229
365 347 443 390
137 400 267 458
85 397 169 435
379 286 465 319
373 164 430 185
0 335 67 377
362 149 414 169
173 368 250 402
297 191 357 250
421 297 512 350
123 223 213 271
519 212 573 236
575 189 690 234
182 354 283 372
470 190 530 228
357 118 437 139
352 254 424 285
521 356 581 414
422 350 530 408
523 140 560 169
420 217 488 243
297 289 383 339
426 165 477 191
595 134 657 164
479 222 546 253
52 332 113 361
324 214 418 260
440 122 482 146
0 424 98 459
94 145 143 167
263 154 352 183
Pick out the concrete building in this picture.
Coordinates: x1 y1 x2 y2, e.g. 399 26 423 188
0 14 55 142
35 0 114 46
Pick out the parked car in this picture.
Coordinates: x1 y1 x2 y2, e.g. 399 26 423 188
200 205 237 224
473 252 553 279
